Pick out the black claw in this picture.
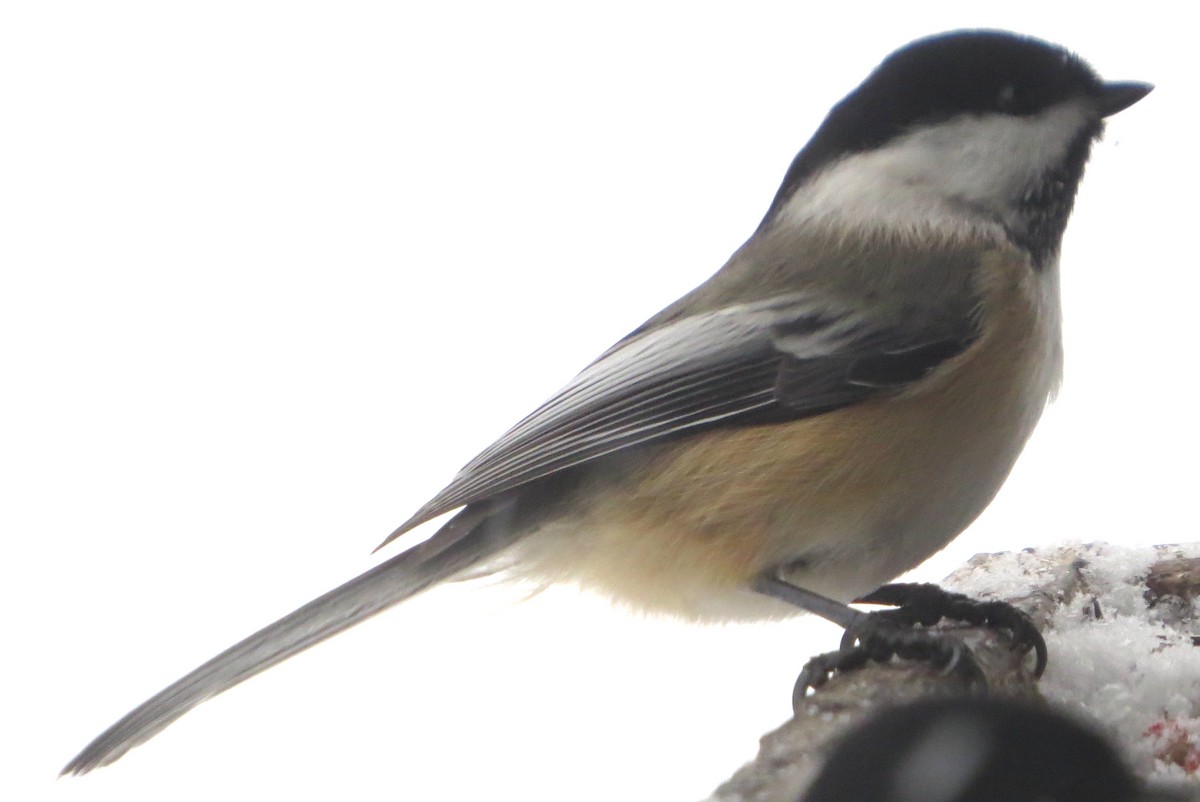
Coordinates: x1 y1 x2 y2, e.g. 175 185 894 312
793 648 869 709
853 583 1047 677
793 626 987 711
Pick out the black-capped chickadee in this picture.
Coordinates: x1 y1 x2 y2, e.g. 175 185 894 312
64 29 1151 774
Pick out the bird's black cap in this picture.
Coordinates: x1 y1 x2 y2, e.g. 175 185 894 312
767 30 1152 217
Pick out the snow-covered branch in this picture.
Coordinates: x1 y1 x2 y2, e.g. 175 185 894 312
708 543 1200 801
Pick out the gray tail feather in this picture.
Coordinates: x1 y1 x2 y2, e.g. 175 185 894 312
62 505 505 775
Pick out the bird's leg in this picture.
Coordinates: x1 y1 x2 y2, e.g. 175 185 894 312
752 574 868 629
756 574 1045 711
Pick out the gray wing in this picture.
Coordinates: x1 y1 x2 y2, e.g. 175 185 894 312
384 292 977 544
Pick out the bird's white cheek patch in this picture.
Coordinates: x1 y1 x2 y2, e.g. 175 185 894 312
778 102 1094 238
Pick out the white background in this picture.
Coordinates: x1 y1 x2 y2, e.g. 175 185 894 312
3 2 1195 800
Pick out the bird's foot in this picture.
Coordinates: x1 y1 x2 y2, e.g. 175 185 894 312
793 624 984 710
850 583 1047 674
791 583 1046 710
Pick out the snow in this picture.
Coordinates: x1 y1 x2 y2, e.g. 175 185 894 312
946 542 1200 783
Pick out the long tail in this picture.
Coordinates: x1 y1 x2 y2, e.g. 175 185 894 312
63 505 505 775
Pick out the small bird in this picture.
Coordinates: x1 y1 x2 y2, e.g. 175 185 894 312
64 30 1151 774
802 697 1194 802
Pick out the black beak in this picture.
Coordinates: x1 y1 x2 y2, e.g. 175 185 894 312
1096 81 1154 117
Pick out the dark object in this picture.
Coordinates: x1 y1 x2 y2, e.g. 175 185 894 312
803 697 1188 801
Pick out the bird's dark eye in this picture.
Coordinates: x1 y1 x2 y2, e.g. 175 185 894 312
997 83 1017 111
